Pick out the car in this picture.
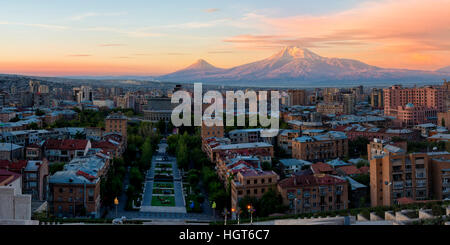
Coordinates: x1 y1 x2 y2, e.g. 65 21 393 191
112 216 127 225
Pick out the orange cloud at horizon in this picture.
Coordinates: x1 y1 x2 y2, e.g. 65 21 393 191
0 60 172 76
224 0 450 70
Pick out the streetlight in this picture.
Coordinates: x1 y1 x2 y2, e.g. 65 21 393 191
114 197 119 217
232 207 241 225
247 204 255 225
294 197 297 215
223 208 230 225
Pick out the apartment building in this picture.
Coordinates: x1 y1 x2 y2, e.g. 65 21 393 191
22 159 49 201
368 139 429 207
383 85 445 126
277 173 348 214
201 121 224 141
231 169 279 212
287 89 307 106
44 139 91 163
292 131 348 162
277 129 301 155
105 112 128 140
49 155 108 218
430 155 450 200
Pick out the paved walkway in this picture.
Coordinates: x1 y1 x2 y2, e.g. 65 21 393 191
107 138 217 222
140 142 187 213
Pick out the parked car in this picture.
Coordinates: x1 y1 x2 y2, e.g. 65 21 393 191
112 216 127 225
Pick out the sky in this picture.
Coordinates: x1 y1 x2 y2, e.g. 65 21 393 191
0 0 449 76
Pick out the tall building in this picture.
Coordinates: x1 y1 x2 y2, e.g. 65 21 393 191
371 88 384 109
368 139 430 207
342 92 356 115
287 89 307 106
38 85 49 94
29 80 40 93
438 110 450 129
74 86 93 103
383 85 445 126
105 113 128 140
443 79 450 111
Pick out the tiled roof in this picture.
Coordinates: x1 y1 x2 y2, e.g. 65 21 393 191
337 165 361 175
278 173 346 188
311 162 335 174
0 169 21 186
44 139 89 150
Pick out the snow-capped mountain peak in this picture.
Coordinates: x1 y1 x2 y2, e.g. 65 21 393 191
185 59 217 70
270 46 322 60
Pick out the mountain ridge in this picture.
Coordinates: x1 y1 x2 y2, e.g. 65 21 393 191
157 46 449 86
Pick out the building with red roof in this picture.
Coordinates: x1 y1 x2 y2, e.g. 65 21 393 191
336 165 362 177
277 173 349 214
44 139 91 162
311 162 336 175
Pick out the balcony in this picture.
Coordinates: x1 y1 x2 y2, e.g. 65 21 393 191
416 170 426 179
303 193 311 198
393 181 404 189
405 180 412 187
335 190 342 195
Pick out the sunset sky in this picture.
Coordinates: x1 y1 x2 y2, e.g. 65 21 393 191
1 0 449 76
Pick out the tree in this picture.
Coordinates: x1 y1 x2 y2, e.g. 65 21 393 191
9 116 20 122
129 167 143 189
35 109 45 116
26 122 39 130
49 162 65 175
74 131 86 139
261 162 272 171
258 189 286 217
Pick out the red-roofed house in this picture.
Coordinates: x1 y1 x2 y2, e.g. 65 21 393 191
336 165 362 177
277 173 349 214
311 162 336 175
44 139 91 162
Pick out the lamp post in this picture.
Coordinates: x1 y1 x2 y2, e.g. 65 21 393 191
114 197 119 218
223 208 230 225
294 197 297 215
247 204 255 225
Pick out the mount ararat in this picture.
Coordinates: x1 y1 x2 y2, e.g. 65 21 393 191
157 46 449 87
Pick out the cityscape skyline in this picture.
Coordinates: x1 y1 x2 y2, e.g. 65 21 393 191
1 0 450 76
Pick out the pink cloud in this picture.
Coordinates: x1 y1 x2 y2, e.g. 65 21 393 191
225 0 450 69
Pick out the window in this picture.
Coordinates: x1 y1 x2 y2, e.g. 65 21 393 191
59 188 64 193
246 190 250 194
253 179 257 184
254 189 257 194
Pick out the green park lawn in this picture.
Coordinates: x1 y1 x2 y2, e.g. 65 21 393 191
153 182 174 188
151 195 175 206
